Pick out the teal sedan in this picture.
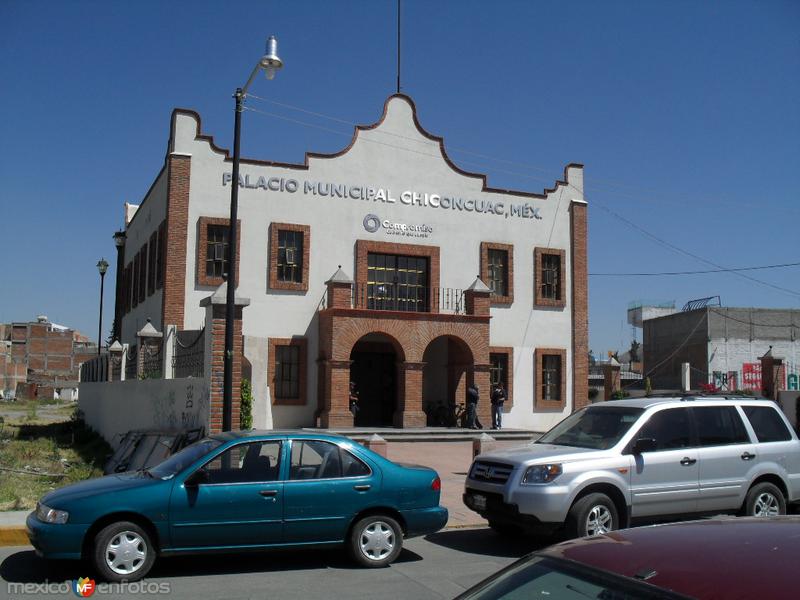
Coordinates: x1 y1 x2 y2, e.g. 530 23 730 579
27 431 448 582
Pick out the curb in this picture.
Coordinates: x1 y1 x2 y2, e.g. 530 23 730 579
0 526 28 547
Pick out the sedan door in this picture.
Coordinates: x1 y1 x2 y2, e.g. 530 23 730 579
283 439 379 543
168 440 284 550
629 407 699 517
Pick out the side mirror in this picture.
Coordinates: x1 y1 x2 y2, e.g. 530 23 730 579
632 437 658 454
184 469 208 488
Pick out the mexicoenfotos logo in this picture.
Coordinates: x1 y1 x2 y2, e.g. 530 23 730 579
73 578 96 597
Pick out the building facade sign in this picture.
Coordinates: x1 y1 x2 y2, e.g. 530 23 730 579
222 174 543 221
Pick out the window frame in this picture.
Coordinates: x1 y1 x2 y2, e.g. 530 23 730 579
269 223 310 292
197 216 240 288
534 247 566 308
535 348 567 410
481 242 514 305
287 439 372 482
741 404 793 443
691 405 751 447
147 230 158 296
268 337 308 406
630 407 695 452
192 440 283 485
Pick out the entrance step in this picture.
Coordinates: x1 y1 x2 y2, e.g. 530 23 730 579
304 427 541 443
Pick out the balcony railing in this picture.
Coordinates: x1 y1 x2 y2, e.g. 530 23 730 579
321 284 465 314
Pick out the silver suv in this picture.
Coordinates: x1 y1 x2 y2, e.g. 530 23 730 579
464 396 800 538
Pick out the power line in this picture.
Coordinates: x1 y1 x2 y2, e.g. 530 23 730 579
590 261 800 277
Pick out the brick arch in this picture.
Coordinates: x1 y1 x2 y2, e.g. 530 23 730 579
329 317 414 362
409 321 489 364
346 330 407 363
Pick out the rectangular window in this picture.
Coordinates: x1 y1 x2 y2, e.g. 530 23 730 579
535 248 566 308
275 345 300 400
487 249 508 297
742 405 792 443
277 229 303 283
541 253 561 301
147 231 158 295
156 221 166 290
490 353 508 388
132 256 140 307
366 253 429 312
206 224 229 279
138 248 147 303
542 354 562 402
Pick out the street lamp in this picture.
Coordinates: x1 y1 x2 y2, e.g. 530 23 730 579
112 230 126 342
96 258 109 355
223 36 284 431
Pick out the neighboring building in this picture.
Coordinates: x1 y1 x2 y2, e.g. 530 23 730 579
0 316 94 400
643 307 800 392
113 94 588 431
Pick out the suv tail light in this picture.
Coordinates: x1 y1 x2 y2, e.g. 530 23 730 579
431 476 441 492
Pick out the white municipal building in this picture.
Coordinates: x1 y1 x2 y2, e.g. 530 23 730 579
115 94 589 431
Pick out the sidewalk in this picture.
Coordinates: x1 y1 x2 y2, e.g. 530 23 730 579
0 438 533 546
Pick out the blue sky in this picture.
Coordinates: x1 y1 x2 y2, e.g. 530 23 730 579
1 0 798 355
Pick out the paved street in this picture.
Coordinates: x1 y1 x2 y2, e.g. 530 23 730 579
0 527 545 600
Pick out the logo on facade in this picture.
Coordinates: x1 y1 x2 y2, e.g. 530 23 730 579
363 214 382 233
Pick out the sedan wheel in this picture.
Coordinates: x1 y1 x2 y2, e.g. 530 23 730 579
349 515 403 568
93 521 155 582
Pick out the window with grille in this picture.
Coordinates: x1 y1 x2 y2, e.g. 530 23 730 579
541 253 561 301
206 224 229 279
542 354 562 401
156 221 166 290
367 253 429 312
487 249 508 296
490 353 508 388
275 345 300 400
277 230 303 283
147 231 158 296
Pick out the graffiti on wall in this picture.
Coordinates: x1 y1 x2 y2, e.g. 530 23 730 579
712 371 738 391
741 363 762 391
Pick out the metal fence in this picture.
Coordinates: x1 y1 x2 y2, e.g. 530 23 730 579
80 355 108 383
173 328 205 379
124 344 138 380
140 342 163 379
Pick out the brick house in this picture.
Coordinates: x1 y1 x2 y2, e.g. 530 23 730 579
113 94 588 431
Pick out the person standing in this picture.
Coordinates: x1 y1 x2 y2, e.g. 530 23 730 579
466 382 480 429
490 382 506 430
349 381 360 420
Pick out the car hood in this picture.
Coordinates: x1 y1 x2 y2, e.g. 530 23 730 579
476 443 612 466
41 471 163 507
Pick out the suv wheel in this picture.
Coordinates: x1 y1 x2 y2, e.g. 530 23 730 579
745 482 786 517
349 515 403 568
92 521 155 582
567 493 618 538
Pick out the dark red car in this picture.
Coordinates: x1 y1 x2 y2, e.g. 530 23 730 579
456 516 797 600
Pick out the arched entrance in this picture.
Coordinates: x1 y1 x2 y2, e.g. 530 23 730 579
422 336 474 426
349 333 403 427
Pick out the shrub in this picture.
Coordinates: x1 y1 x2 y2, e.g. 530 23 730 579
240 378 253 430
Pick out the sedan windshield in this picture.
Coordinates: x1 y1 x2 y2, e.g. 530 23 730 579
458 555 684 600
536 406 643 449
148 438 222 479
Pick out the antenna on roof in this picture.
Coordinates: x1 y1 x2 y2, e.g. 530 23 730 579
396 0 402 94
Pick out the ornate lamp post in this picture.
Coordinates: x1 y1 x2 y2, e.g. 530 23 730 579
96 258 109 355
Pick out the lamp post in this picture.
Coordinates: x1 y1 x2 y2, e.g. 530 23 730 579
223 36 284 432
96 258 109 355
112 230 126 342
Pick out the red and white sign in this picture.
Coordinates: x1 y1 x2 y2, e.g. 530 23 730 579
742 363 762 391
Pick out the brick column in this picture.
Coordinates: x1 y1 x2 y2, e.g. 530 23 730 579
319 359 353 428
201 284 250 434
473 363 492 427
136 320 163 379
464 277 491 316
604 361 621 400
571 199 589 409
394 361 427 428
326 267 353 308
760 348 786 401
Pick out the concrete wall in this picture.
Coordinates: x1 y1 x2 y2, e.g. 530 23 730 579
169 96 581 431
80 378 209 447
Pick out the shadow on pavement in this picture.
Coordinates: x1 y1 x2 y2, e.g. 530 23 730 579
1 546 423 584
424 527 549 558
